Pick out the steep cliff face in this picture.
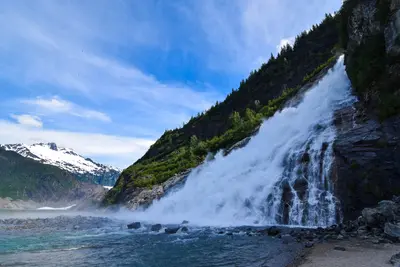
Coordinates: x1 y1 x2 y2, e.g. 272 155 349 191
333 0 400 220
332 105 400 220
342 0 400 118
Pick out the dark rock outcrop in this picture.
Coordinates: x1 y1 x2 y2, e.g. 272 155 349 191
123 171 190 210
332 105 400 221
334 0 400 220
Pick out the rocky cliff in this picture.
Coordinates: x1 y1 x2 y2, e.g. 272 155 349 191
333 0 400 220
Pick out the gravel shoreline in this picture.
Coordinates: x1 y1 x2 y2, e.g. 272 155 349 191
296 238 400 267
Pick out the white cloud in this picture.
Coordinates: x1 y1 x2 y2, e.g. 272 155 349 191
10 114 43 128
180 0 341 72
0 120 154 169
277 37 296 52
0 0 342 167
22 96 111 122
0 1 220 117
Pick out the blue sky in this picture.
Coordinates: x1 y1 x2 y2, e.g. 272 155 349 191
0 0 342 168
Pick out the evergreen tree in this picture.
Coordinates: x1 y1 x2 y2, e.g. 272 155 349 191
230 111 242 128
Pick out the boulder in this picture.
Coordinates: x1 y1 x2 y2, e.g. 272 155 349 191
390 252 400 266
151 224 162 232
127 222 141 229
384 223 400 238
334 246 346 251
362 201 399 227
165 227 180 234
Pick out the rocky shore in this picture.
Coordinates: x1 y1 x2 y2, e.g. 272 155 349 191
123 196 400 266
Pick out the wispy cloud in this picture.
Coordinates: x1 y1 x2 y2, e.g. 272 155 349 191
22 96 111 122
0 1 219 113
10 114 43 128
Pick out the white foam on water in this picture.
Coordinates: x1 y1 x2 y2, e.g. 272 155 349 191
37 204 77 210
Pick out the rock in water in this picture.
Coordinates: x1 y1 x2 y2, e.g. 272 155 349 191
151 224 162 232
165 227 180 234
127 222 141 229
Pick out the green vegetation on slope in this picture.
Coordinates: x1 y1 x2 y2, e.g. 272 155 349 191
0 148 78 201
104 14 341 205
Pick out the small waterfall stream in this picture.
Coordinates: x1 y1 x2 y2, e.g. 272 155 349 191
134 56 356 227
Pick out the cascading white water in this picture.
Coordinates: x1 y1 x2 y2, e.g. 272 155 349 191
134 56 355 227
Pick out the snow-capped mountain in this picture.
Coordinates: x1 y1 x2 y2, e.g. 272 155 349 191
0 143 120 186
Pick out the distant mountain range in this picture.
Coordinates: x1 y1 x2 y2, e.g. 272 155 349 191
0 143 120 186
0 148 107 207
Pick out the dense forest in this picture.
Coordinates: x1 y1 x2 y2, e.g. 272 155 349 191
0 148 78 201
104 13 342 205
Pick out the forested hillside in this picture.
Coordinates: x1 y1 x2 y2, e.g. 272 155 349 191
105 13 341 205
0 148 105 203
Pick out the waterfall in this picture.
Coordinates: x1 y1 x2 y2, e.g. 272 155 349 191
134 56 355 227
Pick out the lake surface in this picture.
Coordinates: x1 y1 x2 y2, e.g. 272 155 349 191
0 210 303 267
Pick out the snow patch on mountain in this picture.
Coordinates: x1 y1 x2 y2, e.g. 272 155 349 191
0 143 121 186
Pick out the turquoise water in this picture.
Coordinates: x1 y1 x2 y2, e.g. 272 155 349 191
0 212 303 267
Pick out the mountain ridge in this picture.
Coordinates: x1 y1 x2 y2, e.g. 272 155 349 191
0 148 106 207
1 142 120 186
